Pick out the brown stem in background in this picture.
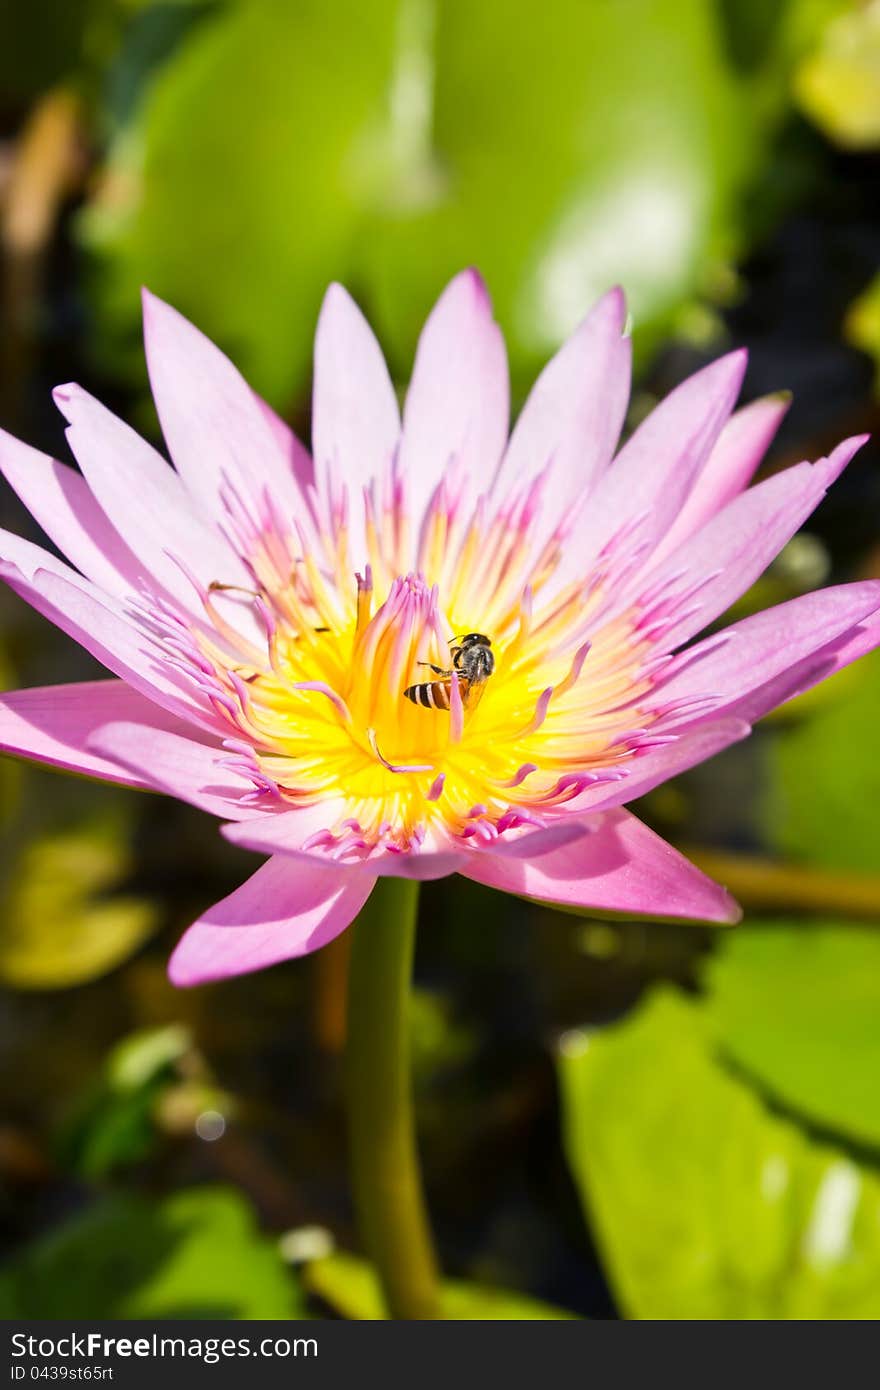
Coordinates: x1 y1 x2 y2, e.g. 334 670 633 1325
1 87 85 425
685 846 880 922
312 929 352 1055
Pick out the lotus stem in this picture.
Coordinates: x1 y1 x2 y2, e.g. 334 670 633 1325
346 877 441 1318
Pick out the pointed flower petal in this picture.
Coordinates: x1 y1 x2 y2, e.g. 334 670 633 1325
399 269 509 526
493 286 630 524
0 534 213 728
565 350 748 582
88 721 264 817
312 282 400 550
460 809 741 924
141 289 308 532
0 431 145 597
53 383 256 621
656 581 880 724
651 391 791 564
169 857 375 985
0 681 202 787
636 435 868 649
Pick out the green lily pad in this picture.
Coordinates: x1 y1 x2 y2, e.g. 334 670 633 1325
85 0 760 408
559 990 880 1319
0 1187 305 1319
82 0 401 406
762 647 880 874
704 923 880 1149
362 0 758 389
305 1250 577 1319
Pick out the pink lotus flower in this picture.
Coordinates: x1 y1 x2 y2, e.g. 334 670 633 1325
1 273 878 985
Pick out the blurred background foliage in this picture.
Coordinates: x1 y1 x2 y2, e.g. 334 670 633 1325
1 0 880 1320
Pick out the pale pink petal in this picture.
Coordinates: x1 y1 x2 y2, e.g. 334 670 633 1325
257 395 314 494
88 721 258 817
312 283 400 559
564 719 751 816
0 536 214 729
492 287 630 522
168 857 375 985
460 808 740 923
656 581 880 724
398 269 509 529
486 819 595 858
223 805 592 877
141 290 307 533
349 848 468 880
636 435 869 650
0 431 145 597
0 680 208 787
53 384 258 634
223 810 466 878
650 392 791 565
560 351 748 588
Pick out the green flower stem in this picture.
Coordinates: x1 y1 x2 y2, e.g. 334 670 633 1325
346 876 441 1319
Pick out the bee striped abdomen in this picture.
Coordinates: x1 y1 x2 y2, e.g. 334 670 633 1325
404 679 453 710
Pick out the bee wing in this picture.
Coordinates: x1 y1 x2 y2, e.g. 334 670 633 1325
459 674 484 710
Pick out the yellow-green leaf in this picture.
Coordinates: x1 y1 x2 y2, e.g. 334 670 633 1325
559 990 880 1319
305 1250 577 1319
0 821 158 989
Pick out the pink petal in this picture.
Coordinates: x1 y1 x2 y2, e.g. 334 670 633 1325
566 719 751 816
312 283 400 559
0 680 207 787
650 392 791 565
460 808 740 924
141 290 308 536
88 721 258 818
492 287 630 524
398 269 509 529
256 395 314 495
637 434 869 650
0 431 145 597
223 806 592 877
561 350 747 587
489 819 596 858
223 811 466 879
53 383 258 632
657 581 880 724
169 856 375 985
0 536 214 729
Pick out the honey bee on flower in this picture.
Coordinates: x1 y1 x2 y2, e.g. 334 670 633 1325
1 270 878 985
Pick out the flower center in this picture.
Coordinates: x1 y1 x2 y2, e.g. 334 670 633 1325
156 480 670 855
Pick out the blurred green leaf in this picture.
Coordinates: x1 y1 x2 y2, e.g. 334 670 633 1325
85 0 762 406
794 0 880 148
363 0 758 387
846 271 880 393
58 1025 192 1179
305 1250 577 1319
109 1022 191 1087
559 990 880 1319
704 923 880 1149
409 987 475 1084
762 646 880 873
82 0 401 404
0 1187 305 1318
0 817 158 989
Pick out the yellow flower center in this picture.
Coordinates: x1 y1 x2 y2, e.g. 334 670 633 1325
178 481 662 854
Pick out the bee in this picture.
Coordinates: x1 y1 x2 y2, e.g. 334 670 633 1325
404 633 495 711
